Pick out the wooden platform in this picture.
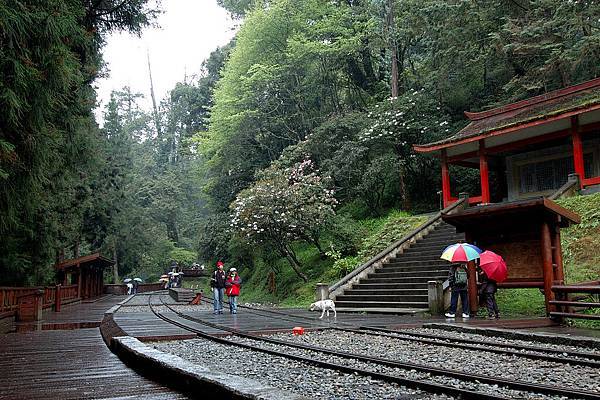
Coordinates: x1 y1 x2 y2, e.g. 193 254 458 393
13 294 129 332
0 328 189 399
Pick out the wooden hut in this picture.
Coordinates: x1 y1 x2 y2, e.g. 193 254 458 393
55 253 114 299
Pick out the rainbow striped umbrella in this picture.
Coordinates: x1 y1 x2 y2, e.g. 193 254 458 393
440 243 482 263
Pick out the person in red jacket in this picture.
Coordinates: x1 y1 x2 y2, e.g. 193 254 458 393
225 268 242 314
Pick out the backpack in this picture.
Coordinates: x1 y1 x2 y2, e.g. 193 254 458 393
455 266 468 286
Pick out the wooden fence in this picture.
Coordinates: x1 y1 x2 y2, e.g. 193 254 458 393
0 285 80 317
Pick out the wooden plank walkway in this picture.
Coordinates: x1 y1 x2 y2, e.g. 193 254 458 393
0 328 189 399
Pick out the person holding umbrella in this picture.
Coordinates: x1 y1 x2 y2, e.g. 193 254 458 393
133 278 143 294
123 278 133 295
441 243 482 319
478 250 508 320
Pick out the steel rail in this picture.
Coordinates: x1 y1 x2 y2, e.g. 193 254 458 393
204 296 600 367
357 325 600 364
157 297 600 400
147 295 506 400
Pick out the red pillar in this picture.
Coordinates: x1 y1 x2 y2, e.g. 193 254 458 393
479 140 490 204
571 116 585 188
441 149 451 208
541 222 555 315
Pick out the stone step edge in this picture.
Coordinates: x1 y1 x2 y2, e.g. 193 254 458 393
111 336 305 400
336 307 429 314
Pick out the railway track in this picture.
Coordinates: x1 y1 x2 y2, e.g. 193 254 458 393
147 294 600 400
200 296 600 368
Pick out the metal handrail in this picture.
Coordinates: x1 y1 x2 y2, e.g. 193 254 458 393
329 198 467 293
548 174 579 200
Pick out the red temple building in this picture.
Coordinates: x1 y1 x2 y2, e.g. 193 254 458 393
414 78 600 319
415 77 600 207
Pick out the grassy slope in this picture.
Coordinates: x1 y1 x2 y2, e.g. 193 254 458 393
237 210 428 307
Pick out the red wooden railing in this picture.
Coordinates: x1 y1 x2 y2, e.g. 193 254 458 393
0 287 39 314
0 285 80 316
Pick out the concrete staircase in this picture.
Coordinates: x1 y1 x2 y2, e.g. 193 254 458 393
335 222 465 313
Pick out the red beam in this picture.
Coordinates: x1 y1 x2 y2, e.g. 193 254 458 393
583 176 600 186
468 196 483 205
445 121 599 164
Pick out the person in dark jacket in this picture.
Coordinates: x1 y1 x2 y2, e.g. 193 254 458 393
225 268 242 314
210 261 227 314
445 263 470 318
479 268 499 319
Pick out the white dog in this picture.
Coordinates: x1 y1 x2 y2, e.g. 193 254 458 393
309 299 337 319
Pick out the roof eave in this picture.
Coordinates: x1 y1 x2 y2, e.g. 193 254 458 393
413 102 600 154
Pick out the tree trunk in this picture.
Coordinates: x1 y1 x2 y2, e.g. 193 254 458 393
398 163 411 210
309 234 326 258
166 212 179 245
387 0 399 98
112 241 119 284
279 243 308 282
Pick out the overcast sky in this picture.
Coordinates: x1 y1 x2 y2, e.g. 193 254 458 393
94 0 237 124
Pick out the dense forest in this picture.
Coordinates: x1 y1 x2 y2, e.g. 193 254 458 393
1 0 599 290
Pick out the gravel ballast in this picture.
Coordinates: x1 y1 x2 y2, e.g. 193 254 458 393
258 330 600 394
152 338 454 400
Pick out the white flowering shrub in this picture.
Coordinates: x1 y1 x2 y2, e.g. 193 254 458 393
359 89 451 157
358 89 451 208
230 158 337 281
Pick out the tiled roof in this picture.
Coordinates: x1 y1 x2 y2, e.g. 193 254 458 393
415 77 600 152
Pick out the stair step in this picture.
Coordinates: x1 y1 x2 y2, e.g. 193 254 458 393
379 266 449 274
353 283 428 290
343 289 428 296
384 261 451 268
337 294 428 302
335 300 429 308
393 255 447 262
549 311 600 320
401 244 453 253
369 270 447 278
549 300 600 308
400 249 445 257
404 239 461 247
362 277 445 284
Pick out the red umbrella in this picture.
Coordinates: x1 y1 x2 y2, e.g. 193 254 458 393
479 250 508 282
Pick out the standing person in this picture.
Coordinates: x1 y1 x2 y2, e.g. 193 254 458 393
210 261 226 314
445 263 470 318
225 268 242 314
479 268 499 319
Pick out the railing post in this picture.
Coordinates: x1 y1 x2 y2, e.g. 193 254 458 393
55 284 62 312
315 283 329 301
34 289 43 321
427 281 444 315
